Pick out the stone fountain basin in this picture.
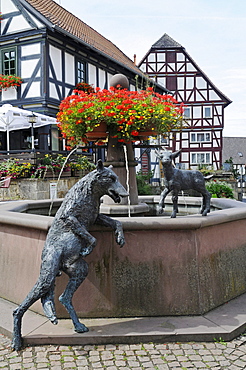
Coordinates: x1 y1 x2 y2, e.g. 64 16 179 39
1 197 246 318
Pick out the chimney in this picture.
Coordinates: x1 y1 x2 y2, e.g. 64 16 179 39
133 54 136 65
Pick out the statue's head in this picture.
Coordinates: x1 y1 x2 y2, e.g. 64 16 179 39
155 149 181 165
94 160 129 203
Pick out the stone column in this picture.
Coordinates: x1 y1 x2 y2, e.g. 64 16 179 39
104 137 138 205
101 137 149 215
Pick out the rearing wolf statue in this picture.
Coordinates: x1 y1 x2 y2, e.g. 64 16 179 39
12 160 128 351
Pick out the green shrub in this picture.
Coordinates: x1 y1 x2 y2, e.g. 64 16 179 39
136 170 153 195
206 180 234 199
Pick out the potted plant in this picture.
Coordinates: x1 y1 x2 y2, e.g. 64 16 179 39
34 154 70 179
70 155 96 177
0 75 23 91
57 86 185 147
0 158 34 178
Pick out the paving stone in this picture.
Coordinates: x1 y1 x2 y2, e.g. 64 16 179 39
141 362 155 368
101 351 114 360
88 355 100 362
129 344 143 350
168 362 181 367
180 361 195 367
234 359 246 367
137 356 150 363
193 361 209 368
76 359 89 366
103 360 115 366
5 332 246 370
105 344 117 350
135 350 147 356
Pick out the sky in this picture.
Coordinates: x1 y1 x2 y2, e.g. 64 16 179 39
55 0 246 137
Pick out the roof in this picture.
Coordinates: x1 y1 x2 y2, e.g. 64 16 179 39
223 137 246 165
152 33 184 49
20 0 142 76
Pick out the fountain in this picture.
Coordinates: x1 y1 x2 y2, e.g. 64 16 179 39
1 196 246 321
1 74 246 345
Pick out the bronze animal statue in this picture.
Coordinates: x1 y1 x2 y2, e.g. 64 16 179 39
156 149 211 218
12 160 128 351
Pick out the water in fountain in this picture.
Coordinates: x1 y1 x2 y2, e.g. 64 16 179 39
123 144 131 217
48 146 79 216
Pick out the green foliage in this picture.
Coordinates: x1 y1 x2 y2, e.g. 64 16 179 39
136 170 153 195
70 155 96 171
206 180 234 199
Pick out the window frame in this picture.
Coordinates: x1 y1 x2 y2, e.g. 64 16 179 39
1 47 17 75
77 59 86 83
190 132 211 143
191 152 211 165
204 106 212 118
183 107 191 119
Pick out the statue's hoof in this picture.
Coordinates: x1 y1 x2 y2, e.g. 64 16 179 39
11 337 22 352
75 323 89 333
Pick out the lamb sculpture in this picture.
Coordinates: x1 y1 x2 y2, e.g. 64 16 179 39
156 149 211 218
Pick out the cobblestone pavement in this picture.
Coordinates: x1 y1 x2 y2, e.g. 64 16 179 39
2 333 246 369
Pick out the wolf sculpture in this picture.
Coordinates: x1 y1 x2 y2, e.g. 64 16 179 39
12 160 128 351
156 149 211 218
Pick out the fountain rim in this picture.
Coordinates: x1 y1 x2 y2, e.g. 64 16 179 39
0 197 246 232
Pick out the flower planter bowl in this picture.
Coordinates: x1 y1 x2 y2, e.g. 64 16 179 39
85 122 108 141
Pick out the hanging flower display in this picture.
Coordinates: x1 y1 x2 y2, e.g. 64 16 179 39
0 75 23 90
74 82 95 94
57 86 185 146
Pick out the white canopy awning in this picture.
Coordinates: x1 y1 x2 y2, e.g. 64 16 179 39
0 104 58 151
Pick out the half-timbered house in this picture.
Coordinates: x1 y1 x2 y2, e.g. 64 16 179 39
0 0 166 152
138 33 231 171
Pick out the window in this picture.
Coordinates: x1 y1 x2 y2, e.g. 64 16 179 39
191 132 211 142
161 135 169 146
77 60 86 82
1 48 17 75
191 152 211 165
183 107 191 118
204 107 211 118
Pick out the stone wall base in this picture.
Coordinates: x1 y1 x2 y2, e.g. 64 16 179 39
0 177 81 200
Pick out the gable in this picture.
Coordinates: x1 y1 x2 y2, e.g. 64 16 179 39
1 0 45 36
18 0 144 77
139 36 231 106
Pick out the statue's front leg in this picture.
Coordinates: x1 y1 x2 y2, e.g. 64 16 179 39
171 191 179 218
63 215 97 256
95 214 125 247
157 187 170 214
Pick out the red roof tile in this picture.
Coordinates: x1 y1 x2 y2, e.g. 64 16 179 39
22 0 142 75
